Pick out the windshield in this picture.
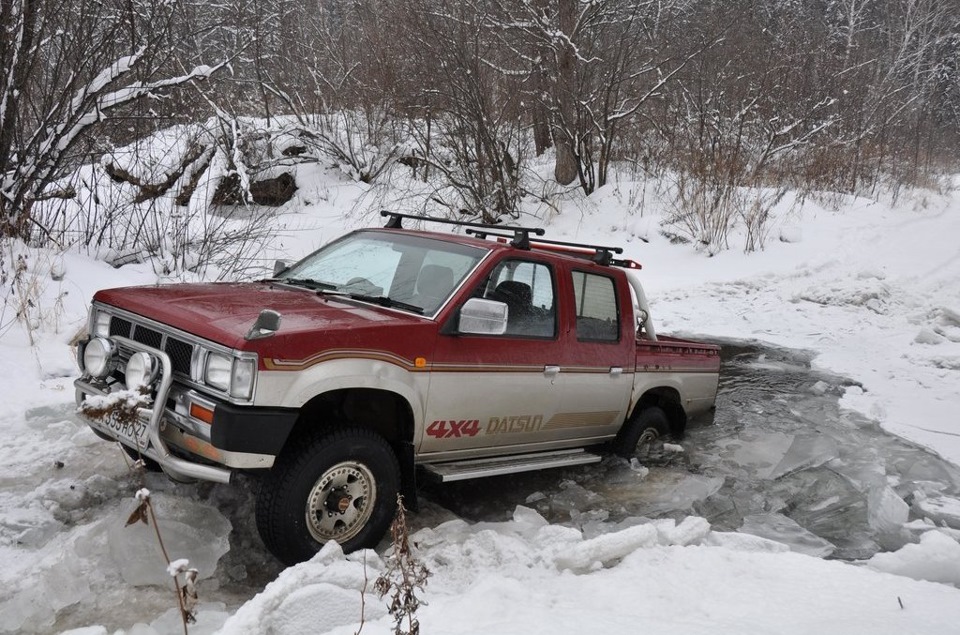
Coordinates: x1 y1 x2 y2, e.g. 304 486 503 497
281 230 488 315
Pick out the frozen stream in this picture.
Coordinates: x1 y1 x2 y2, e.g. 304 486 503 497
6 340 960 633
423 339 960 560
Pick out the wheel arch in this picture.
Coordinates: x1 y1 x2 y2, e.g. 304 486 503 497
291 387 416 445
630 386 687 438
282 386 420 509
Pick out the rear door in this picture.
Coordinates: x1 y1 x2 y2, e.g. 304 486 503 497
549 265 635 442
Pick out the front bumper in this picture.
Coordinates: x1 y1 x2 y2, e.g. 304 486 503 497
75 336 294 483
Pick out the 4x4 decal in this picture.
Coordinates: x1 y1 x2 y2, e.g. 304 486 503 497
426 419 481 438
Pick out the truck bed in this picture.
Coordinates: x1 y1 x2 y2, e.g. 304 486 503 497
636 335 721 372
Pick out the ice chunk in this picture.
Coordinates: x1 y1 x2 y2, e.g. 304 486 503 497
914 494 960 529
867 531 960 586
655 516 711 546
739 513 836 558
809 380 830 394
769 434 838 479
549 480 602 516
614 471 724 516
512 505 549 531
903 519 960 542
75 495 231 587
867 486 909 534
147 602 230 635
554 524 658 572
725 431 793 479
787 470 867 534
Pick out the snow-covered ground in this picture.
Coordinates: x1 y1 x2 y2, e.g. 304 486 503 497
2 155 960 634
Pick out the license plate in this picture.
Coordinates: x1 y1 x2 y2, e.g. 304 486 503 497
92 415 151 451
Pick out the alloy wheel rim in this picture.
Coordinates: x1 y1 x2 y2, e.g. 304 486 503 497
306 461 376 543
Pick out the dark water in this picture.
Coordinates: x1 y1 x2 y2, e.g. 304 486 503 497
420 339 960 559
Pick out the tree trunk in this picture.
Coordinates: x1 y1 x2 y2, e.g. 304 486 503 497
553 0 578 185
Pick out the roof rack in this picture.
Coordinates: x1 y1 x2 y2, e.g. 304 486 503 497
380 210 641 268
464 228 640 268
380 211 544 248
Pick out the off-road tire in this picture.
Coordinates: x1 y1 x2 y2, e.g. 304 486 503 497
256 427 400 566
611 406 670 458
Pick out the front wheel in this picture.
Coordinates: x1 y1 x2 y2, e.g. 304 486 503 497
611 406 670 459
256 428 400 565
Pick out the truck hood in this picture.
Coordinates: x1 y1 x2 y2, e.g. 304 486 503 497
94 281 423 348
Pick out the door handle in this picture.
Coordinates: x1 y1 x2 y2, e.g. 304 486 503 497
544 365 560 377
609 366 623 376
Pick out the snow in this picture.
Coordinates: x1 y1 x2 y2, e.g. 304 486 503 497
216 508 960 635
2 146 960 633
867 530 960 586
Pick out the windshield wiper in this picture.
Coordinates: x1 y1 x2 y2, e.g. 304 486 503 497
280 278 339 291
345 294 424 315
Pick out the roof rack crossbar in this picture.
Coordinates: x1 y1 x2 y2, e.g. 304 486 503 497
464 228 625 264
380 211 545 245
467 227 640 269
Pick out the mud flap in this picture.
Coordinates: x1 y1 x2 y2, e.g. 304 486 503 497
398 440 419 512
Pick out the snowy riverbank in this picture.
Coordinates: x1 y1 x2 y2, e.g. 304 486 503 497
2 164 960 634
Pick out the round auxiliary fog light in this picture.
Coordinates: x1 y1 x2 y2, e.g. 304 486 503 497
83 337 118 379
125 351 158 392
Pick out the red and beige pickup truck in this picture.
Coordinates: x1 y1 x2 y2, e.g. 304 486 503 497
74 212 720 564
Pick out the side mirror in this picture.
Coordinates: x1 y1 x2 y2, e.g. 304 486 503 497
246 309 282 340
273 259 293 277
459 298 508 335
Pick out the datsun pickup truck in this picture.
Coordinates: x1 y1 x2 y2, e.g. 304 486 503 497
75 212 720 564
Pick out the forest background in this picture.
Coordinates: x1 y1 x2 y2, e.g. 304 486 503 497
2 0 959 277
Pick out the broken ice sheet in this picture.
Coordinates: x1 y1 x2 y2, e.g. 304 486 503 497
739 513 836 558
914 494 960 530
75 494 231 587
599 470 724 516
724 431 793 480
718 431 838 481
769 434 839 479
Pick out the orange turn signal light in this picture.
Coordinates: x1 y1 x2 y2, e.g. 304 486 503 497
189 402 215 424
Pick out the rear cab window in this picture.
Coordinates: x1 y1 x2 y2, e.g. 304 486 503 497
571 270 620 342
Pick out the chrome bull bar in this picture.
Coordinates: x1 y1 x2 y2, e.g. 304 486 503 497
75 335 232 484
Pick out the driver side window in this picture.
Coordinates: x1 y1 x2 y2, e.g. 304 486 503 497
477 260 556 338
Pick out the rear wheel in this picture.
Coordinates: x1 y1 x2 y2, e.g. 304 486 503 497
256 427 400 565
611 406 670 459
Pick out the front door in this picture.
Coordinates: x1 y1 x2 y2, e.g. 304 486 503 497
420 257 563 457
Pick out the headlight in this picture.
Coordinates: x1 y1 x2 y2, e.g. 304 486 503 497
204 352 232 391
201 349 257 399
231 358 256 400
125 352 158 391
92 310 112 337
83 337 118 379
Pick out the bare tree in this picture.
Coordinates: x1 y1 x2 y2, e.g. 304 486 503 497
0 0 224 238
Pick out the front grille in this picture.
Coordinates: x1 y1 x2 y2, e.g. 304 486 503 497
133 325 163 349
110 317 132 338
165 338 193 375
106 313 195 379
